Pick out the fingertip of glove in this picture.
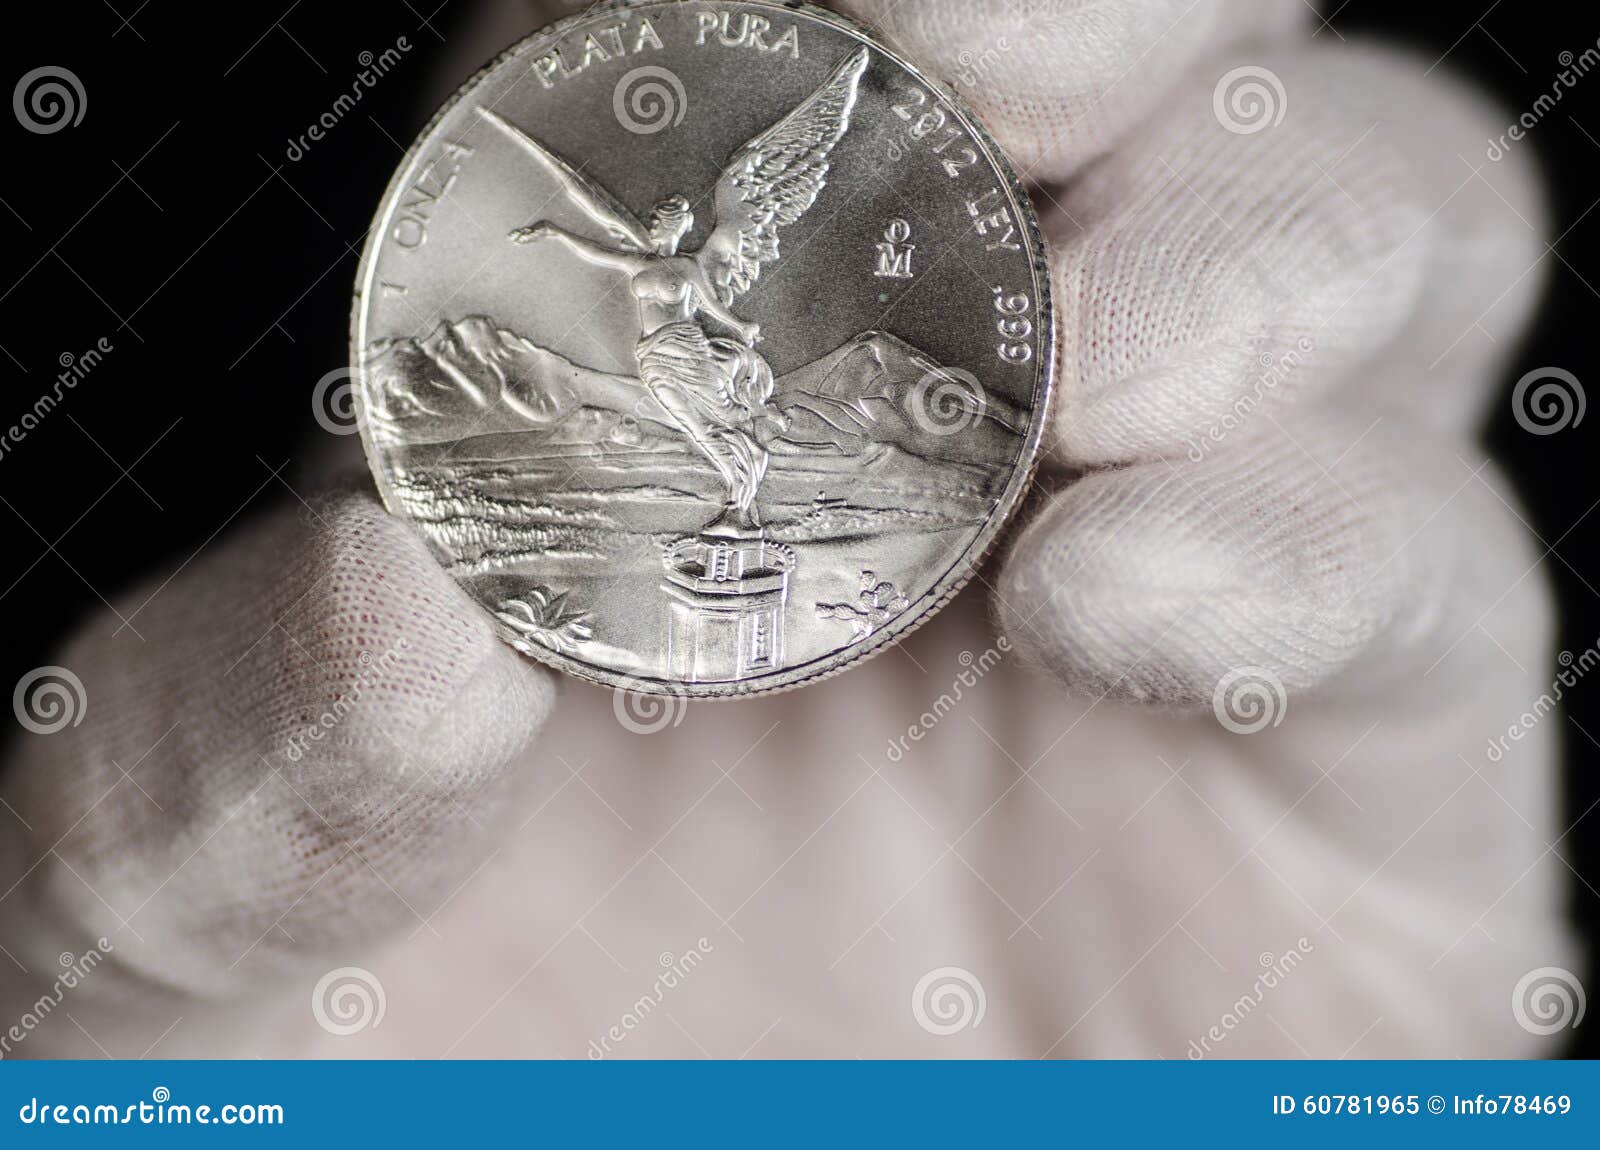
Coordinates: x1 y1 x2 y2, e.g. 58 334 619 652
993 475 1262 709
992 438 1407 711
256 489 558 781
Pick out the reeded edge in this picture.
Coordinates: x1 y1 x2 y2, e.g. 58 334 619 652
350 0 1056 700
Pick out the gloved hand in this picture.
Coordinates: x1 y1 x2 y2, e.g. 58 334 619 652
0 0 1580 1059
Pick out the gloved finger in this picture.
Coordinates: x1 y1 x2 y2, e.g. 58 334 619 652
832 0 1308 183
993 406 1547 707
1042 40 1545 469
0 488 556 1056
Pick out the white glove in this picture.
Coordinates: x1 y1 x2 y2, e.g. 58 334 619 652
0 0 1579 1059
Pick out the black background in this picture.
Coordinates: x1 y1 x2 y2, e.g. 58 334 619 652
1 2 1594 1056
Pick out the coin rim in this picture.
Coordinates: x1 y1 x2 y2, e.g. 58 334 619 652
349 0 1056 699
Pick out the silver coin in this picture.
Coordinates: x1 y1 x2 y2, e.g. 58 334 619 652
350 0 1054 697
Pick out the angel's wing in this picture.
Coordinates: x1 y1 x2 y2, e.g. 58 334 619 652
698 48 870 306
475 106 651 252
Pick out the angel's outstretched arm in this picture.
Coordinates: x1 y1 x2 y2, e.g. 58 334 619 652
563 195 650 252
477 107 653 252
514 223 645 273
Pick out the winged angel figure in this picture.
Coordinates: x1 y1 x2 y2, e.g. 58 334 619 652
477 48 869 532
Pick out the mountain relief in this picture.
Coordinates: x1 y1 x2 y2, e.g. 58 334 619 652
364 315 1025 466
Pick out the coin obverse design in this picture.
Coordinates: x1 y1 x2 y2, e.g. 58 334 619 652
351 0 1054 697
